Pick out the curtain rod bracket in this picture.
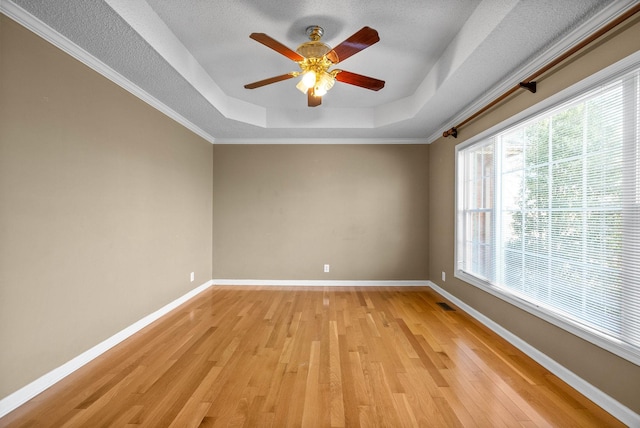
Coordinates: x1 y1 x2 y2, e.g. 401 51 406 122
519 81 537 93
443 127 458 138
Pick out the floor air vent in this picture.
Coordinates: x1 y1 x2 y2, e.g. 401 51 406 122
436 302 455 311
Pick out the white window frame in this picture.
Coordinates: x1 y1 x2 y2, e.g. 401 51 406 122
454 50 640 366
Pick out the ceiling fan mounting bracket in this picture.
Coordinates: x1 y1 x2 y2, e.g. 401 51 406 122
305 25 324 41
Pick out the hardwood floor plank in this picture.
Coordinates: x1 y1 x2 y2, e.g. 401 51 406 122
166 366 220 427
0 286 625 428
270 370 297 427
439 368 504 428
396 318 449 387
366 361 402 427
168 401 210 428
338 335 359 427
328 321 345 427
348 349 371 407
392 393 419 428
396 370 450 427
301 341 322 428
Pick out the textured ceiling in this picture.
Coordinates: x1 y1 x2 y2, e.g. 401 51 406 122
3 0 637 143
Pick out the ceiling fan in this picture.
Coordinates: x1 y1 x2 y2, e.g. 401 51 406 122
244 25 385 107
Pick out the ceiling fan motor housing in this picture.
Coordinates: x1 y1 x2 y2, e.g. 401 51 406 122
297 26 331 59
296 41 332 59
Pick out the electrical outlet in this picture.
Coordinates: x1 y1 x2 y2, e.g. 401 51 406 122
442 271 446 282
190 272 195 282
324 264 330 273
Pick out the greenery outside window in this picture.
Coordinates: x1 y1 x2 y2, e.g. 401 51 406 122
455 53 640 364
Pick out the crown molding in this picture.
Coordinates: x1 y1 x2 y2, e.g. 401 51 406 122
212 138 429 145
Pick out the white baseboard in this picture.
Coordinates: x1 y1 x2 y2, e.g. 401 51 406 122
426 281 640 427
211 279 430 287
0 279 214 419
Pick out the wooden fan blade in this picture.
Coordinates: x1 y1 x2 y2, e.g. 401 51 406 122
335 70 385 91
244 73 297 89
308 89 322 107
326 27 380 64
250 33 305 62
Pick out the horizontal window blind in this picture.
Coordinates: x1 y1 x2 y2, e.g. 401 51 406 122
456 61 640 362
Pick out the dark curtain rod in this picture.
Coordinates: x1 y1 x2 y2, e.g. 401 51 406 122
442 3 640 139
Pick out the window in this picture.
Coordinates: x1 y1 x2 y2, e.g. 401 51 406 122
456 54 640 364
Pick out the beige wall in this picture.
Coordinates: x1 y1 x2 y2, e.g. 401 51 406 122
428 16 640 413
0 16 213 397
212 144 429 280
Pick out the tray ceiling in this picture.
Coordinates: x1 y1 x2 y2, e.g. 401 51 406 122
3 0 636 143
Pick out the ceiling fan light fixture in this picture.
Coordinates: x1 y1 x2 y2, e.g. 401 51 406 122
295 79 307 94
314 86 327 97
302 70 316 88
296 70 316 93
314 71 335 96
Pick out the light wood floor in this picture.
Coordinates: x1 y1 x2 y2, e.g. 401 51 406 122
0 286 623 427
